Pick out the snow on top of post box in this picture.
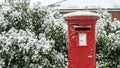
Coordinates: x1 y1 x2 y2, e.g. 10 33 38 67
63 11 99 18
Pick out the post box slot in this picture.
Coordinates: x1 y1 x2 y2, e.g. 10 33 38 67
74 27 90 31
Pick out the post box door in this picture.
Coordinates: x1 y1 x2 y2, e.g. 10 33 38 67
69 25 96 68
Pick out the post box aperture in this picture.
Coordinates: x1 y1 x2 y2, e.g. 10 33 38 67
74 26 91 31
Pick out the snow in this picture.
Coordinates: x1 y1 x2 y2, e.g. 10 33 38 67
55 0 120 9
29 0 63 7
63 11 99 18
39 0 63 6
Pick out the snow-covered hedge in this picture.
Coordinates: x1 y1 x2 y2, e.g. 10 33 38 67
96 10 120 68
0 0 67 68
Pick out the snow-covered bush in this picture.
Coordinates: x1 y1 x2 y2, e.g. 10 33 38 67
0 28 54 68
96 10 120 68
0 0 67 68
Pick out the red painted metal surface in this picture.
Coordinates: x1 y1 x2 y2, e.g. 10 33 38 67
64 13 99 68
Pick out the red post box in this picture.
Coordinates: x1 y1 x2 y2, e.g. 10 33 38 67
64 11 99 68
